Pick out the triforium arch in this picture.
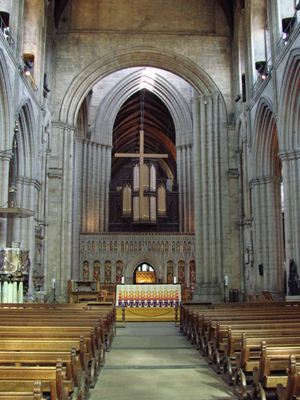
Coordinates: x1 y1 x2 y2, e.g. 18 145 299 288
251 97 284 298
278 48 300 278
6 100 38 250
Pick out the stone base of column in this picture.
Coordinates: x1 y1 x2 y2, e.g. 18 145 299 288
193 282 222 302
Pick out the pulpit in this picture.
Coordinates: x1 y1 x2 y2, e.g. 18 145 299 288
0 247 30 303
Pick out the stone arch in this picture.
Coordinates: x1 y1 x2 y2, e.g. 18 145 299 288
125 253 161 280
278 48 300 278
0 49 13 150
251 98 284 297
17 99 36 177
278 48 300 151
253 97 281 178
93 68 193 147
59 47 228 126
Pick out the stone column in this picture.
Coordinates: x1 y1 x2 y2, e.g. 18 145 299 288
251 175 284 297
2 278 8 302
279 149 300 291
13 280 18 303
72 139 83 279
99 145 106 232
22 0 44 90
0 153 12 247
18 280 23 303
182 146 188 233
7 280 13 302
46 122 75 300
187 144 193 233
104 145 112 232
176 146 183 232
192 94 223 301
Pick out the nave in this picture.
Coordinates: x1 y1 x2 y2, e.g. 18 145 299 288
90 322 237 400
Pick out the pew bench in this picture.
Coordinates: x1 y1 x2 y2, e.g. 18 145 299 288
0 380 43 400
277 355 300 400
0 361 80 400
251 343 300 400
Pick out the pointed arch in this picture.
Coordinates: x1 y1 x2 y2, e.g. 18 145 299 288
278 48 300 151
17 99 37 177
0 49 13 150
59 47 228 126
253 97 280 178
93 68 193 147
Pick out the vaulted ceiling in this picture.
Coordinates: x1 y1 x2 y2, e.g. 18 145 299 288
111 90 176 184
54 0 235 32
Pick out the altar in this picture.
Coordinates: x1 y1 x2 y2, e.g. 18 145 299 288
116 284 181 308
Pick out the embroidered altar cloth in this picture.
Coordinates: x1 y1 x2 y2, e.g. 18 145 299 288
116 284 181 307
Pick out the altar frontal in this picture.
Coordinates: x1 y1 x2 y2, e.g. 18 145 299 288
117 284 181 307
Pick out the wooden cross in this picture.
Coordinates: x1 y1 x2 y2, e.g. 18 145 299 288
115 129 168 221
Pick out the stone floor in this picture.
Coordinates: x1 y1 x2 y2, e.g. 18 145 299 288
90 322 237 400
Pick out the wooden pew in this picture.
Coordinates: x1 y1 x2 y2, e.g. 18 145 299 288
0 380 43 400
0 303 115 399
0 361 80 400
232 335 300 399
0 336 95 389
0 348 86 397
251 343 300 400
277 355 300 400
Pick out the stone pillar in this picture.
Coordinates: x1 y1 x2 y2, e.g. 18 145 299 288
7 281 13 302
0 153 12 247
279 150 300 292
182 145 188 233
187 144 193 233
104 146 112 232
12 280 18 303
18 280 23 303
99 145 106 232
251 176 284 297
72 139 83 279
46 122 75 300
2 279 8 302
176 146 183 232
22 0 44 89
192 93 225 301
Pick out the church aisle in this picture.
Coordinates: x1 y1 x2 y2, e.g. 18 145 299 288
90 322 237 400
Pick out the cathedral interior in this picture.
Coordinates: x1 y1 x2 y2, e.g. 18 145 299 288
0 0 299 302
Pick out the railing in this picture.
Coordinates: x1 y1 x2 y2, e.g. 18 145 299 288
0 15 14 47
276 12 299 57
20 55 39 92
251 58 272 98
251 11 300 98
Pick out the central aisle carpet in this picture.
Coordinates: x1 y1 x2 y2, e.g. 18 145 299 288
90 322 237 400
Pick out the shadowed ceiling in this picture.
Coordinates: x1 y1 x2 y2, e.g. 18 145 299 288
54 0 235 33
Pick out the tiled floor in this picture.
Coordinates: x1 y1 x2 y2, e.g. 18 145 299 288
89 322 237 400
